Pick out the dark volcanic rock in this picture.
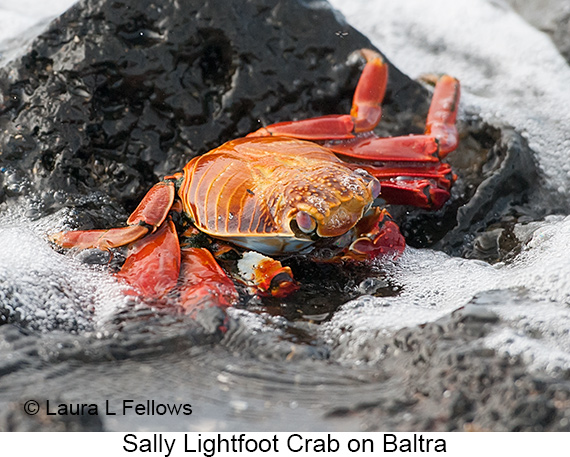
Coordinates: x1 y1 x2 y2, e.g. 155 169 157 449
0 0 425 225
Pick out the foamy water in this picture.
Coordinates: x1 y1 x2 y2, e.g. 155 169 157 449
0 207 129 331
322 215 570 370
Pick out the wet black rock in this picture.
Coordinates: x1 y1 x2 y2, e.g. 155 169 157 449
0 0 425 226
329 290 570 431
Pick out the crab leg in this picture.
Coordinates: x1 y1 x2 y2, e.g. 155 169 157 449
49 225 150 250
247 115 355 141
118 226 239 321
50 181 175 250
378 178 453 209
350 48 387 132
425 74 460 156
325 75 460 161
339 152 455 209
117 219 181 297
126 181 176 228
247 49 387 140
326 135 440 162
176 247 239 316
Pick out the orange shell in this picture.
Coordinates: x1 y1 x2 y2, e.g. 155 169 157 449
178 137 377 254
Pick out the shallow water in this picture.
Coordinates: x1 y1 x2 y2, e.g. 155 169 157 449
1 0 570 431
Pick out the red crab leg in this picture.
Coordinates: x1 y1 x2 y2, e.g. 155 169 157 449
378 179 452 209
126 181 176 227
176 247 239 316
50 181 175 250
326 135 441 162
425 75 460 157
247 49 387 140
117 219 181 298
325 75 460 162
247 114 355 141
351 48 387 132
341 159 455 209
49 225 149 250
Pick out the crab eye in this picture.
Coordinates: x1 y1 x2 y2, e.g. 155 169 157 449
295 211 317 234
354 168 381 199
369 178 381 199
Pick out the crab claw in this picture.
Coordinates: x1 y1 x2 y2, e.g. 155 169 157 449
237 251 299 298
346 208 405 259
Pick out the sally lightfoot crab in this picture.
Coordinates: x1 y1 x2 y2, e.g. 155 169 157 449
50 49 460 315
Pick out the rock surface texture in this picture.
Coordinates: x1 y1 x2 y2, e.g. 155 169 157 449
0 0 423 217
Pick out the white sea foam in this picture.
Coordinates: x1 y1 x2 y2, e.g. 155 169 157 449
0 0 78 64
0 207 128 331
324 216 570 361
